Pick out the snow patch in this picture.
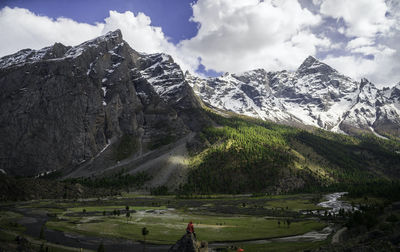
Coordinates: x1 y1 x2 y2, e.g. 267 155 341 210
94 140 111 158
101 87 107 97
369 127 389 140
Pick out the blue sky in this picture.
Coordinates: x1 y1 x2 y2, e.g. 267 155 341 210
0 0 399 85
0 0 197 44
0 0 222 76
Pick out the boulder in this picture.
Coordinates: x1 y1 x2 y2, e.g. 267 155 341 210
169 233 208 252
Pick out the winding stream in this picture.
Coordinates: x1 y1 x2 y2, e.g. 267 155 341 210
317 192 356 214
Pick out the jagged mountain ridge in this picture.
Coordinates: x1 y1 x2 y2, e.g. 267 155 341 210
0 30 209 176
1 30 399 179
187 56 400 138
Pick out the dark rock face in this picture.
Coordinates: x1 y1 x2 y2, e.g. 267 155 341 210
169 233 207 252
0 30 208 176
169 233 198 252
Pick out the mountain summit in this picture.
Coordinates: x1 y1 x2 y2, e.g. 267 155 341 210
297 55 336 76
187 56 400 138
0 30 209 176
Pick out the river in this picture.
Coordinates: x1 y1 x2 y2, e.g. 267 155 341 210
317 192 357 214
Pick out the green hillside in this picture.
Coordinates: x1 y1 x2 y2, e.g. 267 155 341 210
180 111 400 194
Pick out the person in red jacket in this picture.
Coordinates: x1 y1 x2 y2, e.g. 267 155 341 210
186 221 196 239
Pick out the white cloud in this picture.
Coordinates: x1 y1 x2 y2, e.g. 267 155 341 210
320 0 392 38
179 0 326 73
345 37 395 57
387 0 400 30
0 7 104 56
324 56 376 81
351 45 395 56
318 0 400 86
324 51 400 86
346 37 374 50
102 11 170 54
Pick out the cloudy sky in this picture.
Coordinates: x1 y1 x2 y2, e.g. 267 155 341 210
1 0 399 87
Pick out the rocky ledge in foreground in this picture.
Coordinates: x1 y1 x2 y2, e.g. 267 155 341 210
169 233 208 252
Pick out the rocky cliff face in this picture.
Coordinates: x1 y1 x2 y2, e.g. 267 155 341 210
0 30 207 176
187 56 400 138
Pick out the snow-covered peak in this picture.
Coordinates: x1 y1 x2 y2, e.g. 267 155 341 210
357 78 378 104
140 53 173 66
392 82 400 93
137 52 186 103
296 55 337 77
102 29 123 40
0 42 71 69
63 30 124 59
231 69 268 84
390 82 400 101
359 78 377 94
298 55 318 68
187 55 400 137
360 78 374 88
0 30 123 70
76 30 123 48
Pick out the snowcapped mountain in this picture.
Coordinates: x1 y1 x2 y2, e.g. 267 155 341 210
0 30 209 176
187 56 400 138
0 30 399 176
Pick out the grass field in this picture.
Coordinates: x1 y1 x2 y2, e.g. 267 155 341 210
264 198 325 211
67 205 168 213
1 193 336 250
0 211 25 232
47 208 326 244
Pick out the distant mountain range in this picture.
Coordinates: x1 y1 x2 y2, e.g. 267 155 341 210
187 56 400 138
0 30 399 178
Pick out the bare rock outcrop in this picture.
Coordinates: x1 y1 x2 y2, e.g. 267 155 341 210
169 233 208 252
